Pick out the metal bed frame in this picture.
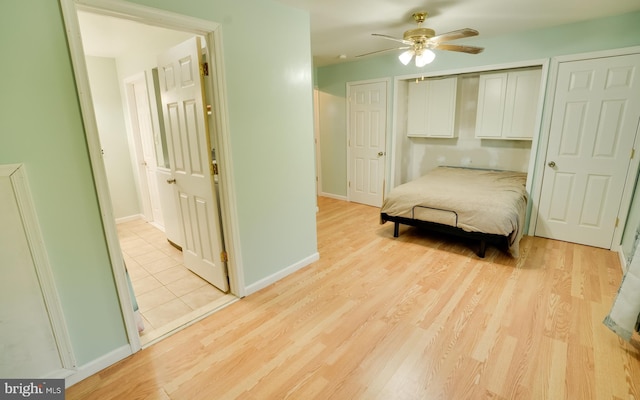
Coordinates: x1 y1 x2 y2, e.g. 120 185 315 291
380 205 509 258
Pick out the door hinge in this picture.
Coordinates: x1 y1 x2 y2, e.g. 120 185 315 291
212 162 219 175
632 148 636 159
220 251 228 263
615 217 619 228
202 62 209 76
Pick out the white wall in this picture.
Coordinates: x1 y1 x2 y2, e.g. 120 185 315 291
1 0 318 373
85 56 140 220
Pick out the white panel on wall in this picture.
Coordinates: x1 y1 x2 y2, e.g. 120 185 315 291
0 164 75 378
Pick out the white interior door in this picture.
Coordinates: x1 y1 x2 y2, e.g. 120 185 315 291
535 53 640 248
126 74 164 227
158 37 229 292
348 81 387 207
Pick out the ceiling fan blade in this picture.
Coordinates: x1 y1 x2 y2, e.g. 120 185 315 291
434 43 484 54
355 46 410 58
372 33 413 45
429 28 479 43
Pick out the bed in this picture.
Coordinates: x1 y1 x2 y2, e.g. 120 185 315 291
380 166 528 258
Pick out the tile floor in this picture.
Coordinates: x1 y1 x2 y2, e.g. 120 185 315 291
117 218 236 345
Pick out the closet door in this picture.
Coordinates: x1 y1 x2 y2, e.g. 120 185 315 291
535 53 640 248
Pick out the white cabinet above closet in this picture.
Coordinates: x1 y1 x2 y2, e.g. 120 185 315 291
475 68 542 140
407 77 458 138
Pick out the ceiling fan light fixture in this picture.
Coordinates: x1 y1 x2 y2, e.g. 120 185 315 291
415 49 435 67
399 49 414 65
360 10 484 63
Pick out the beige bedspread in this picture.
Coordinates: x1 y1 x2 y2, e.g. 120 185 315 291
381 167 528 257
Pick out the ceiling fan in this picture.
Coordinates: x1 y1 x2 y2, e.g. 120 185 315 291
357 12 484 67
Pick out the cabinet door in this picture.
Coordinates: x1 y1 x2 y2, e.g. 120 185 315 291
475 72 508 138
425 78 458 138
502 69 542 139
407 80 428 137
407 77 458 138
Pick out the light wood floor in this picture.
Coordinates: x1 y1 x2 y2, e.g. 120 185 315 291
67 197 640 399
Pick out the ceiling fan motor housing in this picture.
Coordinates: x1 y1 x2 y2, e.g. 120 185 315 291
403 27 435 42
405 11 433 43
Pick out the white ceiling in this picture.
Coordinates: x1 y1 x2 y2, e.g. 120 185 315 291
77 11 193 58
78 1 640 66
274 0 640 66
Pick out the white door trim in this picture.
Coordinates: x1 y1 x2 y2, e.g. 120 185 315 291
528 45 640 248
59 0 244 356
346 77 391 205
313 88 322 198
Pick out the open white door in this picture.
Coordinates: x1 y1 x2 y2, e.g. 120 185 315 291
348 81 387 207
535 53 640 248
157 37 229 292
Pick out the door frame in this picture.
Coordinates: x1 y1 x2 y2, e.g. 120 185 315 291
313 88 322 197
346 78 390 205
529 45 640 250
60 0 245 354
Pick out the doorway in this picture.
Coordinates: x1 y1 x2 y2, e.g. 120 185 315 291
117 219 232 345
62 1 242 350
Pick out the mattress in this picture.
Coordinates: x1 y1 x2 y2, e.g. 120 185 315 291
381 167 528 256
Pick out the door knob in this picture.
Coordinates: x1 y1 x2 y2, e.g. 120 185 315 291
166 178 176 184
548 161 556 168
378 152 384 157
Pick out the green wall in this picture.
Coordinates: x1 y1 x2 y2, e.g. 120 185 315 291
128 1 318 284
315 10 640 253
0 1 127 365
0 0 317 368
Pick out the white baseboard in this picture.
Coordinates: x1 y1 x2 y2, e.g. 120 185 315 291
115 214 144 224
148 220 166 233
65 344 133 388
318 192 347 201
244 252 320 296
617 245 628 274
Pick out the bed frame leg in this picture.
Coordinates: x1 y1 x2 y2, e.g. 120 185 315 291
478 240 486 258
393 222 399 238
